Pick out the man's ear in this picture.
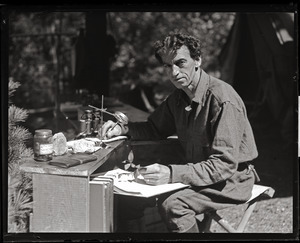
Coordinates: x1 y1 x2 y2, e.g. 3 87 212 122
195 57 202 67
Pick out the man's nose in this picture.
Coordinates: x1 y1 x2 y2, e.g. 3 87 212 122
172 65 179 77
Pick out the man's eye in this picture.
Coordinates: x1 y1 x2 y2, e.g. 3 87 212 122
163 64 170 68
177 61 185 67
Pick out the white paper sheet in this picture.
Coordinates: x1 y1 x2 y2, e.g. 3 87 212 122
102 168 189 198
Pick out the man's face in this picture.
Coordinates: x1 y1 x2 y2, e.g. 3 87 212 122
160 45 200 90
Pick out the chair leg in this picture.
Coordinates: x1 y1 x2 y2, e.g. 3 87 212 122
195 199 259 233
197 213 212 233
194 185 275 233
210 211 238 233
236 201 257 232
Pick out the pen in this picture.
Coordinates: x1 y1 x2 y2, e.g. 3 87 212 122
103 122 119 138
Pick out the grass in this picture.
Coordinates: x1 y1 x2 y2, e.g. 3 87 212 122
210 197 293 233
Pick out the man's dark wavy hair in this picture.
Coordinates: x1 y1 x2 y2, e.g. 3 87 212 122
154 32 202 64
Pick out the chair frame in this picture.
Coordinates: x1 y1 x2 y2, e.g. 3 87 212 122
196 184 275 233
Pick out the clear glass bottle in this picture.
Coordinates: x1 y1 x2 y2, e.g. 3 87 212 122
34 129 53 162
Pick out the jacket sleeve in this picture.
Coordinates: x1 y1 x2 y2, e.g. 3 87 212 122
169 101 248 186
127 97 177 141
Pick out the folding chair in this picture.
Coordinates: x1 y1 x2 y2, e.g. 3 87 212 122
196 184 275 233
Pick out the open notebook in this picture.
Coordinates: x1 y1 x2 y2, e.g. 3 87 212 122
91 168 189 198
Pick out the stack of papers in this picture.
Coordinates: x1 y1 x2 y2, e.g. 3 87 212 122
92 168 189 198
67 136 128 153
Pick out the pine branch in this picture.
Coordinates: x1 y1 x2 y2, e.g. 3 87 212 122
8 147 33 175
8 79 21 104
8 174 32 233
9 105 29 125
7 77 33 233
9 125 32 146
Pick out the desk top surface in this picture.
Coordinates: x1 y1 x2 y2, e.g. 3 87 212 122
20 101 149 178
20 140 126 177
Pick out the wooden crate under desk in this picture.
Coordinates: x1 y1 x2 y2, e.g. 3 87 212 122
20 140 130 233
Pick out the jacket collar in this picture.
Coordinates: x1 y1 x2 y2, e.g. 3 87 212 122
194 70 210 118
192 69 210 106
175 69 210 113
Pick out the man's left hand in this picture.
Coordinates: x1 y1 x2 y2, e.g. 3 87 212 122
136 163 171 185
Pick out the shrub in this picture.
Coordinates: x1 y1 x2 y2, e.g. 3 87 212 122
8 78 34 232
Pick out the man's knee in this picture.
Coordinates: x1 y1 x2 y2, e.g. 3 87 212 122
157 192 182 216
157 190 201 233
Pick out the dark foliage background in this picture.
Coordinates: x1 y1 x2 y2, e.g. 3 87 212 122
9 11 235 110
108 12 235 98
9 11 85 109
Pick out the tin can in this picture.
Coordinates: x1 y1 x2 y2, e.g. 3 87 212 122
34 129 53 162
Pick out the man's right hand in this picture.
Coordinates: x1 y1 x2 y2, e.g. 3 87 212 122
100 120 127 139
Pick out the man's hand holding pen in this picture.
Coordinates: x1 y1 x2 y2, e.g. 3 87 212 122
100 120 129 139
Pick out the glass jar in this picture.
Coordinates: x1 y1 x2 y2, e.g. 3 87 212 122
33 129 53 162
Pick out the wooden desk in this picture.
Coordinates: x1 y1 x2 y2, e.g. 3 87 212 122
20 140 130 232
21 102 185 233
22 101 150 232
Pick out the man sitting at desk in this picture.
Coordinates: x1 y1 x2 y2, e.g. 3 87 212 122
101 32 259 233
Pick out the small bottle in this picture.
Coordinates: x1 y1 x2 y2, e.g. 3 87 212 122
93 110 101 135
84 109 93 137
34 129 53 162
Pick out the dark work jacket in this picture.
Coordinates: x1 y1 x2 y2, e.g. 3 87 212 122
128 70 258 187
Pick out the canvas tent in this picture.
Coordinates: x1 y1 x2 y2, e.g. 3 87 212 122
219 12 296 142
